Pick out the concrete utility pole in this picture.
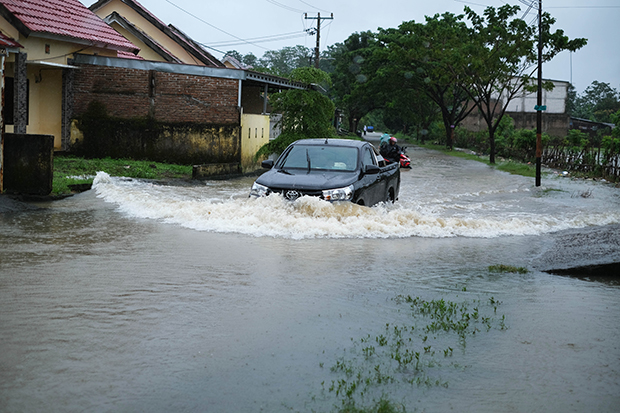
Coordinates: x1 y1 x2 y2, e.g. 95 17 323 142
535 0 543 187
304 12 333 68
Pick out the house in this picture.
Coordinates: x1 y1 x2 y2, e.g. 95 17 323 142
462 78 571 138
88 0 224 67
73 0 303 173
1 0 306 183
0 0 140 150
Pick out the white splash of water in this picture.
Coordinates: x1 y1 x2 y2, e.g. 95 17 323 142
92 171 620 239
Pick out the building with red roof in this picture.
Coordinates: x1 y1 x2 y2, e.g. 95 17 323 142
0 0 141 150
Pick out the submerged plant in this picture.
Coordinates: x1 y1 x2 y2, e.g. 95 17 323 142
488 264 529 274
323 294 507 409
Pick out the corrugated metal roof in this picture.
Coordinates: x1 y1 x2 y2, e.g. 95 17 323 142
0 0 139 53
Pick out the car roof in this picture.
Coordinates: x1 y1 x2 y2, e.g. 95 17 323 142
291 138 368 148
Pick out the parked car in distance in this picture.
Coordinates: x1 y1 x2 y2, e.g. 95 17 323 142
366 126 374 132
250 138 400 207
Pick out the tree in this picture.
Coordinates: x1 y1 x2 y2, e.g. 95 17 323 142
257 45 313 76
256 67 335 157
459 5 587 163
573 81 620 123
379 13 476 148
329 32 383 133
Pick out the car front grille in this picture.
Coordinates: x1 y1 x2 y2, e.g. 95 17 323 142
271 188 323 201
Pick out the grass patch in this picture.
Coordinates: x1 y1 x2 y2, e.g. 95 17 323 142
488 264 529 274
415 143 537 178
53 155 192 195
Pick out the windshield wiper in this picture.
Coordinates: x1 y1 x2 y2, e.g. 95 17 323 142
306 148 311 173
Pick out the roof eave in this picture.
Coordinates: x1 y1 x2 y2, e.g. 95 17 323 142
29 32 139 54
103 12 180 63
0 2 31 38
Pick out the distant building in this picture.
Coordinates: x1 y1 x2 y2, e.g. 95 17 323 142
462 78 571 138
569 117 614 137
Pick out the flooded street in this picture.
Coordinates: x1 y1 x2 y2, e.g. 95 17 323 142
1 147 619 412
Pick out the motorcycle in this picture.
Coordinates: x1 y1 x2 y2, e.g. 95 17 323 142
399 148 411 169
380 142 411 169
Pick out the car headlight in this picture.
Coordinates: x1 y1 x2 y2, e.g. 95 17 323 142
322 185 354 201
250 182 269 197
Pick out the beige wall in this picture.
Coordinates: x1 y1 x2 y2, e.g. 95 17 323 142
241 114 270 173
92 0 205 65
1 17 120 149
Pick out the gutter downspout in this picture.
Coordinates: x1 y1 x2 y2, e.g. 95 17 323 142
0 50 5 192
237 79 242 115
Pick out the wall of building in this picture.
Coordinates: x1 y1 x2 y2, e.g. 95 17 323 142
240 113 269 173
72 64 239 123
70 63 242 165
504 81 568 114
461 110 570 138
1 36 119 149
91 0 204 65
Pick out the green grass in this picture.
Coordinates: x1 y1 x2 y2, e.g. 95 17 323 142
488 264 529 274
52 155 192 195
417 143 537 178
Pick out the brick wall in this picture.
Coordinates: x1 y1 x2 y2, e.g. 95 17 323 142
69 64 242 165
72 64 239 124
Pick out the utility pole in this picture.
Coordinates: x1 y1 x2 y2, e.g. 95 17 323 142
535 0 543 187
304 12 333 68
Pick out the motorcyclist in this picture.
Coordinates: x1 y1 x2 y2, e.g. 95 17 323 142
380 136 402 164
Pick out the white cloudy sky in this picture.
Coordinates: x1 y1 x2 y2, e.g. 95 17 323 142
82 0 620 94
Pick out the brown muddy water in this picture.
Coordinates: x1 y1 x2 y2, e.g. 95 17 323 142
1 147 619 412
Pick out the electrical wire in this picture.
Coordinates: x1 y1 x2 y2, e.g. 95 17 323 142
207 32 310 48
265 0 305 13
164 0 269 50
298 0 331 13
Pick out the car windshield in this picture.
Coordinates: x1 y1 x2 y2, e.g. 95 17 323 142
277 145 358 172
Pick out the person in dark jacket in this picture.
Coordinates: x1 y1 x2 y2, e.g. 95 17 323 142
380 136 402 164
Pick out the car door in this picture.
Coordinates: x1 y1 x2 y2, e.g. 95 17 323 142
359 145 386 205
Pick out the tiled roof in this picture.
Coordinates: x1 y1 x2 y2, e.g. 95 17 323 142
0 0 139 53
0 31 23 48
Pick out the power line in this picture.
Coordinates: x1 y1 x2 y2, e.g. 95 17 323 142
265 0 305 13
208 32 310 48
298 0 331 13
164 0 269 50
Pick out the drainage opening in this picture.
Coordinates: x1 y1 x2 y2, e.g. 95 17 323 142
546 262 620 285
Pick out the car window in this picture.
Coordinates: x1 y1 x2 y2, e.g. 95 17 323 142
362 148 376 167
278 145 358 171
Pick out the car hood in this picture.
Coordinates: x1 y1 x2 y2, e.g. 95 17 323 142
257 169 358 191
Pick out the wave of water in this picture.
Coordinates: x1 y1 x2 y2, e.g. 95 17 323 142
92 171 620 239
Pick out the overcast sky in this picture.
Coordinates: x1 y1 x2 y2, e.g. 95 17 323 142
82 0 620 94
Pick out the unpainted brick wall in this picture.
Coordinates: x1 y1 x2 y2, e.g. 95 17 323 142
72 64 239 124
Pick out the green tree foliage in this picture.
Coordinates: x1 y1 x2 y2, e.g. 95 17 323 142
256 45 313 76
378 13 474 148
256 67 336 157
572 81 620 123
459 4 587 163
329 32 383 133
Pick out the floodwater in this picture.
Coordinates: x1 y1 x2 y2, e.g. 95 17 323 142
1 147 619 412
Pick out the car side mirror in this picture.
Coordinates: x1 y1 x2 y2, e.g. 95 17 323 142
363 164 380 174
261 159 274 169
